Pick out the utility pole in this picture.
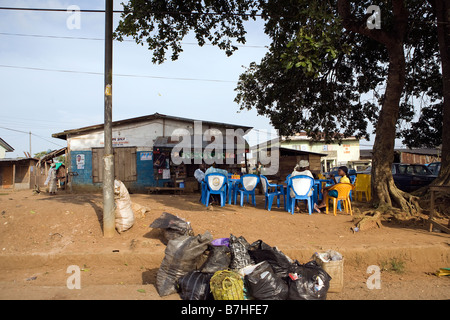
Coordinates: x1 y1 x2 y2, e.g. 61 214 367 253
29 131 31 157
103 0 115 238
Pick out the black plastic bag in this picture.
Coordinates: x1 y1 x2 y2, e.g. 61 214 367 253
248 240 293 279
156 231 213 296
150 212 194 245
229 234 253 270
177 271 214 300
201 245 231 273
287 260 331 300
245 261 289 300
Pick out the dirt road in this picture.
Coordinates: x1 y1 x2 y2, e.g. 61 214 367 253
0 190 449 300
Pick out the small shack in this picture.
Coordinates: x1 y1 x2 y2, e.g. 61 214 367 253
0 158 39 190
52 113 253 193
394 148 441 165
272 147 326 179
252 143 326 181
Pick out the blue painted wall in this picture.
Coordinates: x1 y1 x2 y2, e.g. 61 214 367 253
69 150 171 192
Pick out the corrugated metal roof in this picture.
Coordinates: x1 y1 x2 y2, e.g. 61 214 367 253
395 148 441 156
153 135 250 149
52 113 253 140
0 137 14 152
0 157 38 162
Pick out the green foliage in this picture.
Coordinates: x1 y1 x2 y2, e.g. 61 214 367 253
235 0 441 144
34 150 51 159
115 0 442 146
380 257 406 274
114 0 259 64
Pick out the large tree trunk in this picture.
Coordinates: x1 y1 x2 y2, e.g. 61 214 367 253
338 0 420 214
371 43 419 215
431 0 450 186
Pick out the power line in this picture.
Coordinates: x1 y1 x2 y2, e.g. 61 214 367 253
0 126 64 147
0 7 123 13
0 31 268 48
0 6 262 17
0 64 237 83
31 133 64 147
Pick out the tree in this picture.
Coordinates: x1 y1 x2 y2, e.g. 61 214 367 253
400 0 450 188
427 0 450 186
236 0 440 214
115 0 444 214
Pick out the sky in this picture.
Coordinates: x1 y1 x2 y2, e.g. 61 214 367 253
0 0 399 159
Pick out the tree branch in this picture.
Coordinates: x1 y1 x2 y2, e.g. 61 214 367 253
337 0 407 48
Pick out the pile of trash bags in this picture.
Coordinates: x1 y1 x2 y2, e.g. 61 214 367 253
151 212 332 300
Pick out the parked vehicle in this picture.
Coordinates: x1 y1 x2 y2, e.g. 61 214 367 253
427 162 441 176
356 166 371 175
324 166 357 183
324 167 339 179
391 163 436 192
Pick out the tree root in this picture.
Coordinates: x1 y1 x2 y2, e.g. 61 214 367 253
351 210 382 232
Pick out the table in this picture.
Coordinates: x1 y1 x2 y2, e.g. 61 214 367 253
428 185 450 234
227 178 241 205
314 179 333 203
146 186 184 195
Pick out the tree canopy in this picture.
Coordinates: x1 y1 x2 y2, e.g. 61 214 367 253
115 0 446 212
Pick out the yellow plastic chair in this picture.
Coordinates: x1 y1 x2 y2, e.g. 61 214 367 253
354 174 371 202
318 173 325 180
325 183 354 216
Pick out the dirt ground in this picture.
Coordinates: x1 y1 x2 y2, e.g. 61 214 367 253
0 189 449 300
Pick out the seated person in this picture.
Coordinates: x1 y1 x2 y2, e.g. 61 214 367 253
204 163 228 205
290 160 314 213
314 166 351 212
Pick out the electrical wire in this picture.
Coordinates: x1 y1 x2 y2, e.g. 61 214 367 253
0 64 238 83
0 6 263 17
0 32 268 48
0 126 64 147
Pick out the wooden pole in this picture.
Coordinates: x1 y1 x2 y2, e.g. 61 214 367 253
12 163 16 190
103 0 115 238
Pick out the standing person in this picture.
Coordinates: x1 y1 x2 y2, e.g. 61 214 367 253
290 160 314 212
44 163 58 195
194 162 206 202
315 166 350 212
194 162 206 184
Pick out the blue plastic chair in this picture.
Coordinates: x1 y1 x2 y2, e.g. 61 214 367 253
287 175 314 215
236 174 260 207
348 174 356 201
260 175 285 211
204 173 228 207
200 181 208 204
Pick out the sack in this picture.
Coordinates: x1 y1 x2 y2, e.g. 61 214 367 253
248 240 293 279
150 212 194 244
201 245 231 273
114 180 135 233
229 234 253 270
177 271 214 300
210 270 244 300
312 250 344 293
244 261 288 300
287 260 331 300
156 231 213 296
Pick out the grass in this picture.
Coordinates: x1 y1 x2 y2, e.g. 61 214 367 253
380 257 406 274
